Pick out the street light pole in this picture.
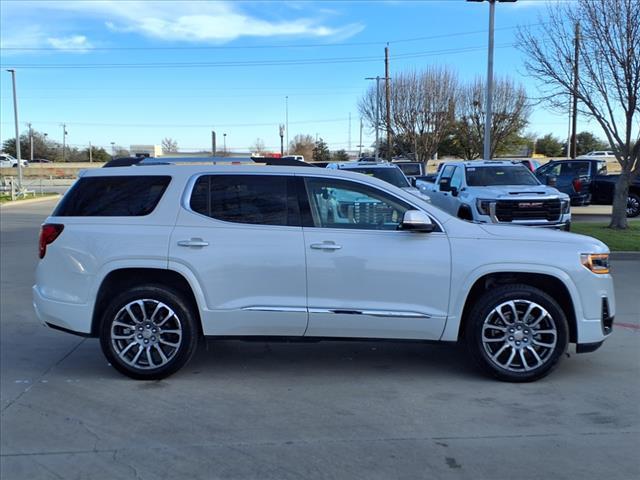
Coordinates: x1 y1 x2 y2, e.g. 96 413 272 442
7 69 23 191
223 133 227 157
484 0 495 160
467 0 516 159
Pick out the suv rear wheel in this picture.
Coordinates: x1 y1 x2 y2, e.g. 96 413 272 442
100 285 199 380
464 284 568 382
627 192 640 218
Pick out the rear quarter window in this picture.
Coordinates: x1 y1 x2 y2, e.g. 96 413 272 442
53 176 171 216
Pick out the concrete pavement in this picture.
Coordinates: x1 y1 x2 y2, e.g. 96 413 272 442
1 199 638 480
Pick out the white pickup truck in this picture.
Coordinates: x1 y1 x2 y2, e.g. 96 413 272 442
418 160 572 230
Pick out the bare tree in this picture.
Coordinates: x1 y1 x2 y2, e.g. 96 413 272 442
289 134 315 161
518 0 640 229
250 138 266 155
161 137 178 153
454 76 530 159
359 67 458 164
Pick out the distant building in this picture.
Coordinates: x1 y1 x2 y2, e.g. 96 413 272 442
130 145 162 158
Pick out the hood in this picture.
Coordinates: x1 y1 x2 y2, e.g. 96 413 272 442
478 223 608 252
468 185 568 200
402 186 432 202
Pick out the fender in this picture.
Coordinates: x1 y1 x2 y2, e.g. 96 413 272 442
440 262 583 342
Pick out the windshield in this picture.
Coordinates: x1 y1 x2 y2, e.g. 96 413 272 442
466 165 540 186
350 167 411 188
396 163 422 176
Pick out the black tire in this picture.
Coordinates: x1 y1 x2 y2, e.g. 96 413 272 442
627 192 640 218
464 284 569 382
457 206 474 221
100 284 199 380
563 222 571 232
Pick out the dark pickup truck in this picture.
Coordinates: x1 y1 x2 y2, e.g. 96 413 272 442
535 159 640 217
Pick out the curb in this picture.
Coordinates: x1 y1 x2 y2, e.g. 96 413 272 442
610 252 640 261
0 194 61 209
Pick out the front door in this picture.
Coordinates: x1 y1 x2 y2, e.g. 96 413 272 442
300 175 451 340
169 173 308 336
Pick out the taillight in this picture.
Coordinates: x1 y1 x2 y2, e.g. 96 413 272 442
572 177 582 193
39 223 64 259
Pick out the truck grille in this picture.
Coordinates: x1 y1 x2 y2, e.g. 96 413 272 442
494 199 562 222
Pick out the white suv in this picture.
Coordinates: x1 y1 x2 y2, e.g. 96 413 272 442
34 165 615 381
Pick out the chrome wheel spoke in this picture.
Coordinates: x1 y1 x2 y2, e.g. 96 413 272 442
519 349 530 371
154 344 168 363
504 348 517 369
527 346 543 368
146 347 155 368
533 339 555 348
522 302 536 324
113 320 135 329
130 345 144 365
118 341 136 359
112 333 134 340
528 311 548 328
159 339 180 348
157 309 176 327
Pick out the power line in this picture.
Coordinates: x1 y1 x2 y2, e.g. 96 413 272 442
0 44 514 69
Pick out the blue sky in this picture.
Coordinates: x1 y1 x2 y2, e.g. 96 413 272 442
0 0 602 155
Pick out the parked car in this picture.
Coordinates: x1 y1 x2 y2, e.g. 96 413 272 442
578 151 615 159
34 163 614 382
418 160 571 229
517 159 542 172
392 160 425 180
30 158 51 163
326 160 428 200
535 159 640 217
0 153 28 168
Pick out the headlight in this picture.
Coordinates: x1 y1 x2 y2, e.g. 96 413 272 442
561 199 570 213
580 253 610 274
476 199 492 215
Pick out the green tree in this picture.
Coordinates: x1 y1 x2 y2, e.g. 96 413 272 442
575 131 608 156
312 138 331 162
331 149 349 162
2 130 57 160
535 134 564 157
85 147 111 163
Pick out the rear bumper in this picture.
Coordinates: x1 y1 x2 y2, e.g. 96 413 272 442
33 285 93 335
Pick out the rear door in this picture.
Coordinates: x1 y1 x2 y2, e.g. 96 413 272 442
169 173 308 336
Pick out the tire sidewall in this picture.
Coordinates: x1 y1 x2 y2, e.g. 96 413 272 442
99 285 198 380
465 285 569 382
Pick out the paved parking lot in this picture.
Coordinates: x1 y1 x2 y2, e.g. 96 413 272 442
1 200 639 480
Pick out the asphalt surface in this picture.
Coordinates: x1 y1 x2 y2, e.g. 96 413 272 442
1 200 639 480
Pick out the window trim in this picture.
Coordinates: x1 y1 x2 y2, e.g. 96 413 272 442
297 174 443 233
182 172 302 228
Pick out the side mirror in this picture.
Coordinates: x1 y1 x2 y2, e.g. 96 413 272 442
400 210 435 233
450 186 459 197
410 177 417 187
545 176 557 187
439 178 451 192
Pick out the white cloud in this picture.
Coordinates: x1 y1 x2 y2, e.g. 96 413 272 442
3 1 364 46
47 35 93 52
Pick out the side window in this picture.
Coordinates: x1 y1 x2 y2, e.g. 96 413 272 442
597 161 608 175
190 175 300 227
54 176 171 216
450 167 464 190
561 162 590 176
538 163 561 177
439 165 456 191
303 177 411 230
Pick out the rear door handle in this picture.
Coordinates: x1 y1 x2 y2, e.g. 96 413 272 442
177 238 209 248
310 242 342 251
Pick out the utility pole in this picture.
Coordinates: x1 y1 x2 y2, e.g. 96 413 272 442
385 45 392 160
211 130 216 157
223 133 227 156
7 69 23 191
61 123 67 162
285 96 289 155
366 76 390 161
358 118 363 158
570 21 580 159
89 141 93 162
28 122 34 162
348 112 352 151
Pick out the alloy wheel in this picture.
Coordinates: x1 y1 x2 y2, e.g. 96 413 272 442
110 299 183 370
481 299 557 372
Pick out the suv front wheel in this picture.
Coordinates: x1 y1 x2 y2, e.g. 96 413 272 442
465 285 569 382
100 285 199 380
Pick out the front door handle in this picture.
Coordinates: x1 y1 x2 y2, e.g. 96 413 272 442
177 238 209 248
310 242 342 251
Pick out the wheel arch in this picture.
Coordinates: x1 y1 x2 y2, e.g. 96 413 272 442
443 267 580 344
91 267 202 337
